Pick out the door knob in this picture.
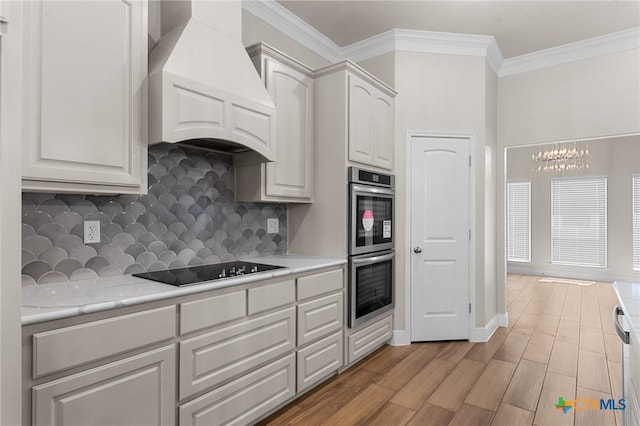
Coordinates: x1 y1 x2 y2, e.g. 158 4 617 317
413 246 422 253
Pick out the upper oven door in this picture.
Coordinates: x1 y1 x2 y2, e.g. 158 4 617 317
350 183 394 255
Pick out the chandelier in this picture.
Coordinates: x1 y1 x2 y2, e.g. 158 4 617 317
531 141 590 173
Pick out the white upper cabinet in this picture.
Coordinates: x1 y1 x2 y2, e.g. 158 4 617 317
21 0 147 194
348 72 395 170
236 43 314 203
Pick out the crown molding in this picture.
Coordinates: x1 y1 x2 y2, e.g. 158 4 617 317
242 0 342 63
343 29 502 70
499 27 640 77
242 0 638 77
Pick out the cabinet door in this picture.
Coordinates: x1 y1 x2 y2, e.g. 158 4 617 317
372 90 394 170
32 345 175 426
22 0 147 194
264 58 314 199
180 307 295 399
297 292 343 346
347 314 392 364
348 74 374 166
297 331 343 393
180 354 295 426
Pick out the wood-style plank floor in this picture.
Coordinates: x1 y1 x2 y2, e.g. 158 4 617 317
259 274 623 426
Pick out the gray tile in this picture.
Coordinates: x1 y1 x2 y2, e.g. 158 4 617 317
70 268 98 281
38 271 69 284
23 235 53 257
39 247 68 269
20 144 288 285
23 211 53 232
69 245 99 266
22 260 52 281
54 211 84 232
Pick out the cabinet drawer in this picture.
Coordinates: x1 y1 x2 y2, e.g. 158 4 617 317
248 279 295 316
297 269 343 301
297 292 343 346
297 331 343 393
347 314 392 364
180 307 295 399
180 290 246 335
32 345 175 426
180 353 295 426
33 306 175 378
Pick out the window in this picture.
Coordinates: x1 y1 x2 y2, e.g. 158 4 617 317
634 176 640 271
507 181 531 262
551 177 607 267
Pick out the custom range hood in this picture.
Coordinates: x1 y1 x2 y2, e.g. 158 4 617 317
148 0 276 165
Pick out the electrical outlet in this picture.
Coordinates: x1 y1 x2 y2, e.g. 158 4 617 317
267 218 279 234
83 220 101 244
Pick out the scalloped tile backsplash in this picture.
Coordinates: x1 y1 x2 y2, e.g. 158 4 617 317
21 144 287 286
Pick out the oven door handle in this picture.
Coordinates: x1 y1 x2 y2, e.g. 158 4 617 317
352 251 395 265
613 305 630 345
351 184 395 196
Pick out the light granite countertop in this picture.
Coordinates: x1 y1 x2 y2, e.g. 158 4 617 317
613 281 640 346
22 255 346 326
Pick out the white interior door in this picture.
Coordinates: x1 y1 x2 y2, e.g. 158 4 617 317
410 136 470 341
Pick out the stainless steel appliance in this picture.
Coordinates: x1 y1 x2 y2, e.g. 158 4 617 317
349 167 394 255
349 249 395 327
348 167 395 328
613 305 632 425
132 261 285 286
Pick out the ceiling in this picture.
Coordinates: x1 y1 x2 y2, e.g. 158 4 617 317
276 1 640 59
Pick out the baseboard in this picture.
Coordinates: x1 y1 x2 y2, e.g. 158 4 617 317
389 329 411 346
470 315 498 342
507 265 638 284
497 313 509 327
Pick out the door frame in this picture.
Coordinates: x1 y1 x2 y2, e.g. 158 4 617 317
404 131 477 342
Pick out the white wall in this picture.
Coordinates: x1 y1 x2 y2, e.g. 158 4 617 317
507 136 640 282
496 48 640 315
499 49 640 147
393 51 497 331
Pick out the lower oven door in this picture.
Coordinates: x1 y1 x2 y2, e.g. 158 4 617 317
349 249 395 328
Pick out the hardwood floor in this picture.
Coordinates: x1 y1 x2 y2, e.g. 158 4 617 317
259 274 623 426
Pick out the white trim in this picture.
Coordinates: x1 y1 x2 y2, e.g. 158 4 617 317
499 27 640 77
507 265 639 284
470 315 498 343
390 329 411 346
405 131 476 343
242 0 342 62
497 313 509 328
242 1 638 77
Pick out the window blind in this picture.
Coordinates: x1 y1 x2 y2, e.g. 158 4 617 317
633 176 640 271
507 181 531 262
551 177 607 267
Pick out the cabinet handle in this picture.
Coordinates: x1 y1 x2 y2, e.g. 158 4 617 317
613 305 630 344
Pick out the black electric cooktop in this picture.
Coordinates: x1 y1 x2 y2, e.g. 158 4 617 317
132 261 286 286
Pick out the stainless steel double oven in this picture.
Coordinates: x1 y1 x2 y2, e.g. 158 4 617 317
348 167 395 328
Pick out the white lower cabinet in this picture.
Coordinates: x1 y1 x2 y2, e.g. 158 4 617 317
179 354 296 426
347 314 393 364
24 266 348 426
179 307 296 399
297 292 343 346
32 345 175 426
297 331 343 393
